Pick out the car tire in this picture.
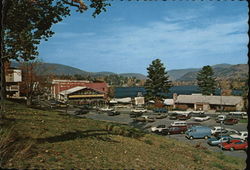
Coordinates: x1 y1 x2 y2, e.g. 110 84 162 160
167 132 170 135
190 136 193 140
230 147 234 151
204 136 208 140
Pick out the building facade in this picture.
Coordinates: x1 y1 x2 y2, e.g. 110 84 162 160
51 79 109 101
5 67 22 98
174 94 245 111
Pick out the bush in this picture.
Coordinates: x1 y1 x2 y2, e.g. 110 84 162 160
144 139 153 145
106 124 145 139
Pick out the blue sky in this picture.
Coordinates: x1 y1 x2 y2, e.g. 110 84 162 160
38 1 248 75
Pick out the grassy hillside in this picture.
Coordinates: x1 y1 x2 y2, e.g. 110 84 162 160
0 101 246 169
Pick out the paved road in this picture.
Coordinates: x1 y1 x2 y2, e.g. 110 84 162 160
68 109 247 160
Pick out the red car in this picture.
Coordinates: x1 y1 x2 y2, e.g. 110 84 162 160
161 126 188 135
223 118 238 125
220 139 248 151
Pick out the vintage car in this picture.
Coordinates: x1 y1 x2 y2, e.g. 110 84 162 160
131 108 147 113
151 125 167 133
193 115 210 122
230 131 248 141
161 126 188 135
211 126 227 135
220 140 248 151
169 113 178 120
153 108 168 113
207 136 238 146
223 118 238 125
177 114 191 120
215 115 227 123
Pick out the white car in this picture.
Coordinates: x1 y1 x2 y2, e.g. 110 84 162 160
230 131 248 141
194 116 210 122
151 125 167 133
99 107 114 112
211 126 226 135
216 115 226 122
131 108 147 113
170 121 187 127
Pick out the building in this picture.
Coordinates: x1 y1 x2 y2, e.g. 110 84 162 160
51 79 109 99
59 86 106 104
5 67 22 98
174 94 244 111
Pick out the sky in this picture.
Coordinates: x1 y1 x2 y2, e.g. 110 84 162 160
38 1 248 75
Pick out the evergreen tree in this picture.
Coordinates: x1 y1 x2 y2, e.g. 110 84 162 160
145 59 172 100
196 65 216 95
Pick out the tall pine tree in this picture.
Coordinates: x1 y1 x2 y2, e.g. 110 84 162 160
145 59 172 100
196 65 216 95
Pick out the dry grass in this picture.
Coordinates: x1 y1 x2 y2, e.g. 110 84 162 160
0 100 246 169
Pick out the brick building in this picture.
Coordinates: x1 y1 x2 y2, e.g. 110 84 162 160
51 79 109 101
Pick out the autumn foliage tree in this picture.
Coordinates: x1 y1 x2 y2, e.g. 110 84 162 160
19 60 52 105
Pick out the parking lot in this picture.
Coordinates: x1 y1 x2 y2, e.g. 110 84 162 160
67 108 247 160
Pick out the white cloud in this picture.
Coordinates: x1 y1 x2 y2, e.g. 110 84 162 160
42 9 248 73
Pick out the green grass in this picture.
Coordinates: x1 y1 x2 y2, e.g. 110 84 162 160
0 100 246 169
239 119 248 123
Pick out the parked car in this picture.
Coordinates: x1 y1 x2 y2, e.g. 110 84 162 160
151 125 167 133
213 128 239 138
134 116 155 122
193 115 210 122
153 108 168 113
220 140 248 151
161 126 188 135
130 112 143 118
99 107 114 112
107 110 120 116
131 108 147 113
185 126 212 140
187 122 201 128
169 113 178 120
223 118 238 125
207 136 238 146
216 115 227 123
171 121 187 127
177 114 191 120
211 126 227 135
229 112 248 119
155 114 168 119
230 131 248 141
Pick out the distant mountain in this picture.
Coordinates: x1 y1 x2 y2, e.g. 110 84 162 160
11 61 247 81
177 64 248 81
119 73 147 80
168 68 199 81
11 62 147 80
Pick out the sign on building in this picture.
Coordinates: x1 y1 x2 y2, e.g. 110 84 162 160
135 97 145 105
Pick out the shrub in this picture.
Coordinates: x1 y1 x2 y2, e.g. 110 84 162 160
193 154 202 164
144 139 153 145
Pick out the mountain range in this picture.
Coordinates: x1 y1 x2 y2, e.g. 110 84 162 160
11 62 248 81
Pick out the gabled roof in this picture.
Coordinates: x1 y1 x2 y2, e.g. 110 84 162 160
175 95 243 105
59 86 104 96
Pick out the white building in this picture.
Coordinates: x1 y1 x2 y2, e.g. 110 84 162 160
5 68 22 98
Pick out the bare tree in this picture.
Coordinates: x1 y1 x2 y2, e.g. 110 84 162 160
19 60 51 106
